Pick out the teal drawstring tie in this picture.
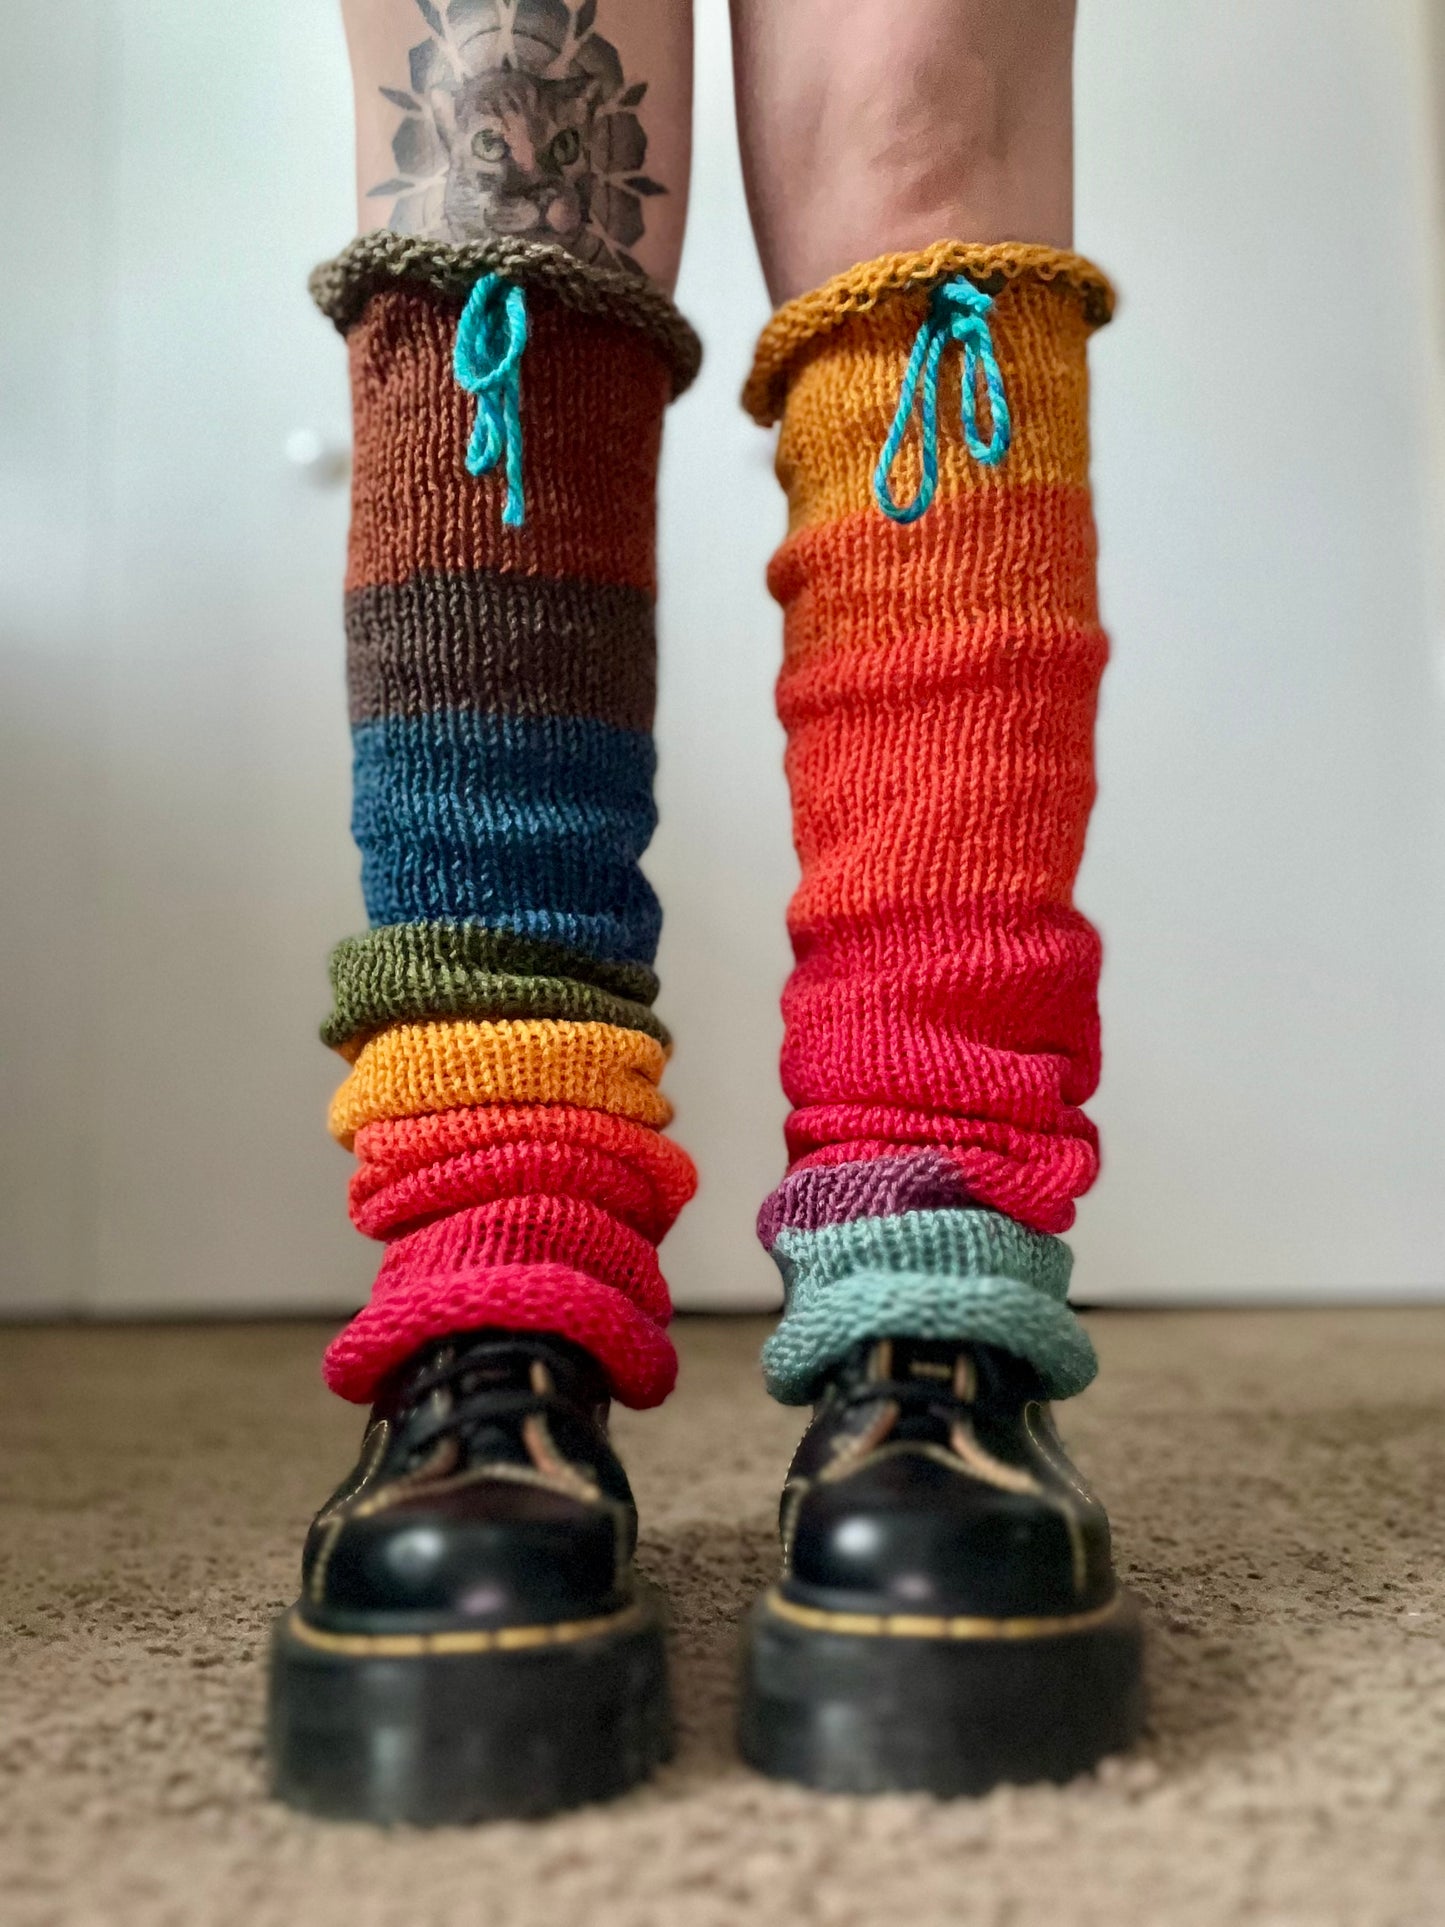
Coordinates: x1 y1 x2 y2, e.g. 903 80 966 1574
872 276 1011 523
453 271 528 528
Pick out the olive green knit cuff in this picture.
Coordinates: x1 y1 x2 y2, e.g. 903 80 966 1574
323 922 667 1055
309 232 702 397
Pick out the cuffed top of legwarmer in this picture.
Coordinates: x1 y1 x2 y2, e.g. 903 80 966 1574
743 241 1114 426
310 232 702 397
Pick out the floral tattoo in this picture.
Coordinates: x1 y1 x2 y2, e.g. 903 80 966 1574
367 0 666 276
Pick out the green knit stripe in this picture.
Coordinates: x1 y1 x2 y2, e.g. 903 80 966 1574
762 1270 1097 1405
323 922 665 1052
762 1207 1092 1405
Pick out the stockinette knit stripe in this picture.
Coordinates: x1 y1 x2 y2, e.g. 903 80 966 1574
346 570 657 732
324 1261 678 1409
325 927 667 1055
756 1150 974 1247
350 1135 687 1244
329 970 668 1060
346 291 668 596
762 1272 1097 1405
770 1207 1071 1303
329 1017 671 1145
770 484 1100 674
766 283 1097 532
329 921 657 1019
780 966 1098 1121
350 1104 696 1228
351 711 660 964
767 1207 1084 1408
361 1194 672 1320
782 1105 1094 1237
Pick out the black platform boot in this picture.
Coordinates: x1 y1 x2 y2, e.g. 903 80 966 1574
739 1336 1144 1795
268 1329 670 1824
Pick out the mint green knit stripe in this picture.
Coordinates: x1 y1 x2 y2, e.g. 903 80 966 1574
761 1270 1097 1405
762 1208 1092 1405
770 1208 1072 1302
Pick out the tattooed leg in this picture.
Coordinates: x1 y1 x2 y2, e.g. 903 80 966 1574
342 0 692 290
729 0 1074 303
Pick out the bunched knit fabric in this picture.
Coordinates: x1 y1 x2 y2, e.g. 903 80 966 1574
313 237 700 1410
744 241 1115 1404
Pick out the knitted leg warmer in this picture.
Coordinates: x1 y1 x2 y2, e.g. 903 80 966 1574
312 236 701 1410
743 243 1115 1404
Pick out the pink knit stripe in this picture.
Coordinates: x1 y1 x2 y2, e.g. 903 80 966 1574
364 1195 670 1320
780 1017 1091 1133
350 1137 679 1243
323 1261 677 1408
782 1111 1098 1235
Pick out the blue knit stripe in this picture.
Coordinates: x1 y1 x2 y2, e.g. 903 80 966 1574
351 711 661 966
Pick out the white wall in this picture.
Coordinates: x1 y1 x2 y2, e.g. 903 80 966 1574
1072 0 1445 1300
1 0 1442 1317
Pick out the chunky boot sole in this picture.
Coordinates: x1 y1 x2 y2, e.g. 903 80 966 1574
739 1586 1144 1796
267 1584 671 1824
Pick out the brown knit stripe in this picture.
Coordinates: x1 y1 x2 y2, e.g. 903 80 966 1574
346 569 656 731
310 232 701 397
346 289 666 595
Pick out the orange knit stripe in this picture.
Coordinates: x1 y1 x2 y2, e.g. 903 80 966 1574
770 484 1101 677
782 673 1100 918
346 288 668 595
329 1018 671 1145
772 279 1095 534
351 1102 697 1221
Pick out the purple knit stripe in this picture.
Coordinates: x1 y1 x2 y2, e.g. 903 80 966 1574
756 1151 975 1249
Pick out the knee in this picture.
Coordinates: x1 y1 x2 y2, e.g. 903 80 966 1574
743 0 1076 300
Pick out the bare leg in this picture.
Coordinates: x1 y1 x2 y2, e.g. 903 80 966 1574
730 0 1074 303
342 0 693 291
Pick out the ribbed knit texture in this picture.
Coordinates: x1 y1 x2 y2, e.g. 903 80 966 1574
748 244 1111 1403
317 251 697 1408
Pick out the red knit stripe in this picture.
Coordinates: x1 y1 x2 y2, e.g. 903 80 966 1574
782 900 1101 1119
351 1136 681 1243
352 1103 696 1224
324 1261 676 1408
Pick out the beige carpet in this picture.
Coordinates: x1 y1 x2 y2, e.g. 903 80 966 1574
2 1309 1443 1927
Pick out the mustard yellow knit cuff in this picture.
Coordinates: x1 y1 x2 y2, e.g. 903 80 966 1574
743 241 1115 427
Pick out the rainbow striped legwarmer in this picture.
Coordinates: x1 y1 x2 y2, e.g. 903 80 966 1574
745 243 1115 1404
312 236 701 1409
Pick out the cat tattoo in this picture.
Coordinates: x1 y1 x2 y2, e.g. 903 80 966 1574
367 0 667 277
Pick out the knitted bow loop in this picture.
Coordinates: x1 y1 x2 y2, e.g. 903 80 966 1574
872 276 1012 524
453 271 529 528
